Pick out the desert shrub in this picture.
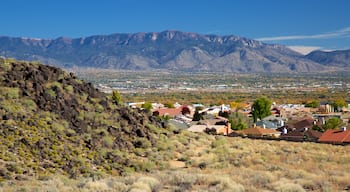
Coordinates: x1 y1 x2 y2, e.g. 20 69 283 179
136 176 161 192
155 134 173 151
52 121 68 134
46 89 57 98
105 179 128 191
83 179 111 191
21 99 37 111
0 59 12 71
47 81 62 90
94 103 104 113
0 87 20 99
272 180 306 192
167 171 199 190
102 135 114 148
6 163 22 174
64 85 74 93
211 137 227 148
145 123 160 134
134 138 152 149
65 128 76 136
208 176 245 192
249 171 274 188
131 160 155 172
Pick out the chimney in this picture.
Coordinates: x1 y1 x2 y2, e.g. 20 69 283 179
304 127 308 131
263 124 266 129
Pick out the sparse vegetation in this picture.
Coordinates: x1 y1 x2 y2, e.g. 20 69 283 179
1 59 350 191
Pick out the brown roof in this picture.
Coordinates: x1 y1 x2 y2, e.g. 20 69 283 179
280 129 322 141
293 118 314 129
318 128 350 144
238 126 280 136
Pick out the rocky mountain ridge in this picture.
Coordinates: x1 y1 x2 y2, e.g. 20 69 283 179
1 31 347 72
305 49 350 68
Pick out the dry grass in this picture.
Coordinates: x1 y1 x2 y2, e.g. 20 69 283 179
1 132 349 191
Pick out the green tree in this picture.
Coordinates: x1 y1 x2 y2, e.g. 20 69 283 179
192 110 203 121
305 100 319 108
164 102 174 108
323 117 343 130
252 97 272 123
229 112 249 130
112 90 122 105
332 99 347 112
141 102 152 110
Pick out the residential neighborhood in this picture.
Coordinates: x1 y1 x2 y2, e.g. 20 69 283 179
130 100 350 145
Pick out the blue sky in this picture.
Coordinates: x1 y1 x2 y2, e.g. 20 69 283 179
1 0 350 53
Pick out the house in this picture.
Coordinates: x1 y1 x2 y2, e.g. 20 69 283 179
234 126 281 138
318 127 350 144
199 116 229 126
153 105 190 118
280 127 322 142
188 124 232 135
188 116 232 135
256 120 278 129
262 115 287 127
292 118 315 130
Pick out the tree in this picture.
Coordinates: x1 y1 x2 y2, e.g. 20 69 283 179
323 117 343 130
305 100 319 108
141 102 152 110
181 106 191 115
229 112 249 130
251 97 272 123
112 90 122 105
192 110 203 121
332 99 347 112
230 101 244 111
164 102 174 108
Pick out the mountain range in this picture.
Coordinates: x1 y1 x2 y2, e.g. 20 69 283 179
0 30 349 73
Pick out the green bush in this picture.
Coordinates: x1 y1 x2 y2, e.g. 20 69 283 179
0 87 20 99
211 137 227 148
102 135 114 147
64 85 74 93
21 99 37 111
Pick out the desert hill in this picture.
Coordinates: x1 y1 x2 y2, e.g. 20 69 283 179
0 58 175 179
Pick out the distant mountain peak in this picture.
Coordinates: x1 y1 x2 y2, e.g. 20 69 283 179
0 30 348 72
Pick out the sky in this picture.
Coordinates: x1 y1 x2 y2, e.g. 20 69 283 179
1 0 350 54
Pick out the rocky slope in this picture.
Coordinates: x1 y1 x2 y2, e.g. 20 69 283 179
305 49 350 68
0 58 175 180
0 31 334 73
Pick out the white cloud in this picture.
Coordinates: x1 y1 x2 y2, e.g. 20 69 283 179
256 27 350 41
287 46 321 55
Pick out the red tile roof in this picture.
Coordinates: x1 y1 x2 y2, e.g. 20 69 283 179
154 106 185 117
318 128 350 144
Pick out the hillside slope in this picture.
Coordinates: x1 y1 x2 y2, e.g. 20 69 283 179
305 49 350 68
0 58 175 179
0 31 331 72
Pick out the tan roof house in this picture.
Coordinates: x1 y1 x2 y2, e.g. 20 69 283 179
235 126 281 138
188 124 232 135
